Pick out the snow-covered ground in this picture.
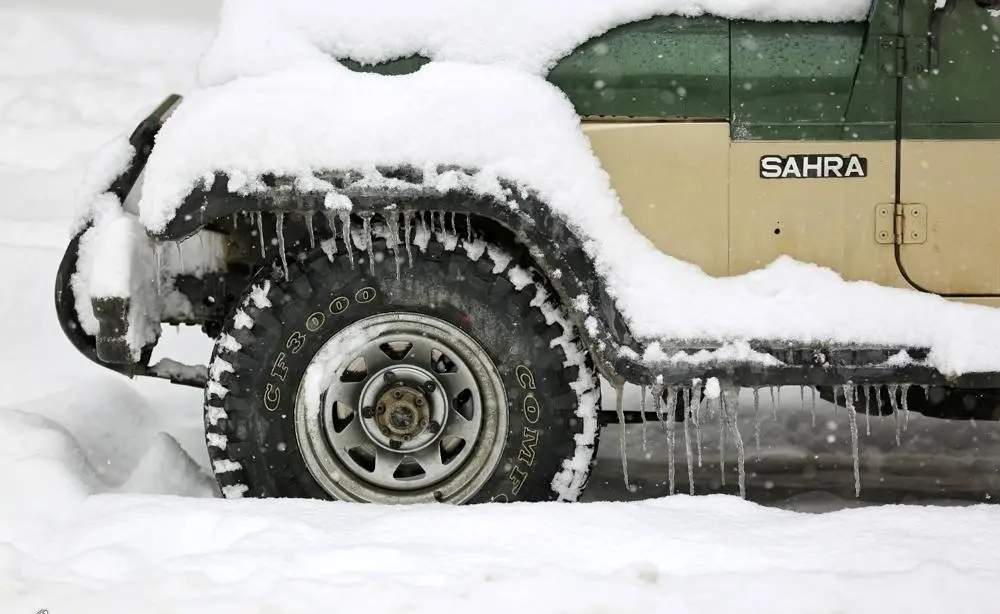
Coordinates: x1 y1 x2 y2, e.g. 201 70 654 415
3 3 1000 613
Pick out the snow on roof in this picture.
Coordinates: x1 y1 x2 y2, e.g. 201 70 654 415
197 0 873 85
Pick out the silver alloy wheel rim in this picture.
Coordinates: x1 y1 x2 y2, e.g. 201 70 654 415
295 312 507 504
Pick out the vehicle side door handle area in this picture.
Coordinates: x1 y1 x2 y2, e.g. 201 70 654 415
927 0 958 70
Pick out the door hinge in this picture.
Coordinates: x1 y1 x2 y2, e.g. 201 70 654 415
875 203 927 245
878 35 907 77
877 35 938 76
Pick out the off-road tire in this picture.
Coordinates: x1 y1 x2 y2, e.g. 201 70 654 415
204 224 600 504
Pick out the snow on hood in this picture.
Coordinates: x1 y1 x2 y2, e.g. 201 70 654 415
197 0 872 85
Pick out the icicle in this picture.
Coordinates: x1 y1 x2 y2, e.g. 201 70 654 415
664 386 677 495
717 393 726 486
901 383 911 430
888 384 901 445
305 213 315 249
752 387 761 461
466 214 473 243
361 213 375 276
769 386 777 420
386 211 402 280
339 211 355 269
683 386 695 495
864 384 872 436
321 211 339 258
613 380 629 488
403 211 414 267
255 212 265 258
722 386 746 498
810 386 817 427
639 384 649 455
692 381 704 467
447 211 456 236
153 243 162 297
842 384 860 497
174 240 183 272
275 212 289 280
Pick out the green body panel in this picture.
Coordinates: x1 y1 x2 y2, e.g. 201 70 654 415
341 0 999 140
729 21 868 138
546 16 730 119
901 0 1000 139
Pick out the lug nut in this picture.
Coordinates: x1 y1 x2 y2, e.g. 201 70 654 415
419 418 428 428
402 434 412 441
361 406 374 418
414 398 424 407
393 390 403 400
377 403 386 414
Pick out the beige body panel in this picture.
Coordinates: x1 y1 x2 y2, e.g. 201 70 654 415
728 141 905 287
582 121 730 277
899 140 1000 295
584 121 1000 306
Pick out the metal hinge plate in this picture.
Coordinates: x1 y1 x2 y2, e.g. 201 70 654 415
877 35 906 77
875 203 927 245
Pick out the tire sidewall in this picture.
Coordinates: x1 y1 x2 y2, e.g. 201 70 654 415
235 243 581 503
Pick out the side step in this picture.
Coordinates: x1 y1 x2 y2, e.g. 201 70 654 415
620 343 1000 389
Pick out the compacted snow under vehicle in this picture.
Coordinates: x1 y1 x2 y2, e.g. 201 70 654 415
56 0 1000 504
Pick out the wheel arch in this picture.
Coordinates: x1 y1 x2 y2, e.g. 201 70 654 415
152 166 636 382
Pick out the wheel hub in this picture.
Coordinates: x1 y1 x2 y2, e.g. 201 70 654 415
359 365 449 453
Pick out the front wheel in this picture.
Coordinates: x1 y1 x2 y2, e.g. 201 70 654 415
204 221 600 504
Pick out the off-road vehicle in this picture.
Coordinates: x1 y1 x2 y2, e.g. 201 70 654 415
55 0 1000 504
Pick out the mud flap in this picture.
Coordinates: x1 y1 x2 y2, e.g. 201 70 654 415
92 296 132 364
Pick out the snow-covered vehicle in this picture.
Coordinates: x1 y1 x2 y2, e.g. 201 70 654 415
55 0 1000 504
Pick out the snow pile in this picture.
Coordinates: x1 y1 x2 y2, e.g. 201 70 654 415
5 489 1000 613
198 0 872 85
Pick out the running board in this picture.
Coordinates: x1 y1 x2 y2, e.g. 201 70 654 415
616 343 1000 389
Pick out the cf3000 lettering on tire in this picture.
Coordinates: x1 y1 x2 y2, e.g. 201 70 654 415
204 226 600 504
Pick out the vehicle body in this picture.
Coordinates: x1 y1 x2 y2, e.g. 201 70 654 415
55 0 1000 503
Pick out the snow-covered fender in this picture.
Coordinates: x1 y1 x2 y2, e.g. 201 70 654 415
149 167 637 384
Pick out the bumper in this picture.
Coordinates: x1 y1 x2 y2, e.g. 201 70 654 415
54 94 182 374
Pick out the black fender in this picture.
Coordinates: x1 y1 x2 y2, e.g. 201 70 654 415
151 167 637 383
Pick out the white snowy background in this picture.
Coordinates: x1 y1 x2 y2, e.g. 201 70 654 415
3 1 1000 612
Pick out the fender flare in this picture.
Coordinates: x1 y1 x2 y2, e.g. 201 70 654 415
151 167 640 382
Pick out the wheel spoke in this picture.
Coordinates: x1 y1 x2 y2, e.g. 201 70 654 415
406 337 438 370
326 412 369 449
437 370 476 400
444 408 479 440
412 445 448 476
359 344 397 374
325 381 363 406
372 447 403 483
